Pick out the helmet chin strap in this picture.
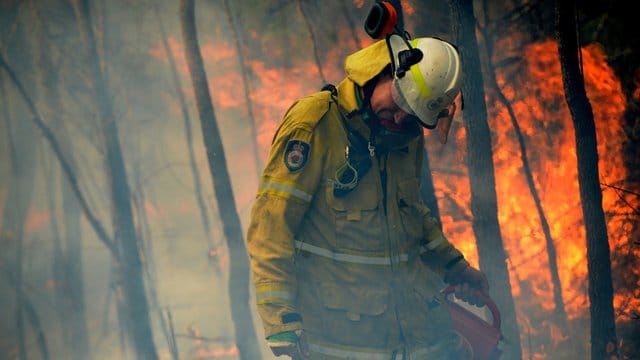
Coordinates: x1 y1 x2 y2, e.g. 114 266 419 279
347 81 381 155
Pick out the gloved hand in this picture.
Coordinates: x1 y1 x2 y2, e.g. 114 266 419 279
266 330 309 359
445 265 490 307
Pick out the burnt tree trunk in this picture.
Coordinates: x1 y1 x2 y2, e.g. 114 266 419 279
30 1 91 357
296 0 326 85
1 26 126 358
222 0 263 177
71 0 158 358
340 1 363 49
1 88 38 360
448 0 523 359
0 12 40 357
555 1 618 358
179 0 261 358
0 55 50 360
477 10 570 335
152 3 218 270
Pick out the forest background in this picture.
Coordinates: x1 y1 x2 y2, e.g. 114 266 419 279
0 0 638 359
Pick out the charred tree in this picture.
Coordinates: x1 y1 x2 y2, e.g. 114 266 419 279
0 11 42 357
4 258 49 360
0 86 38 360
46 159 68 340
30 1 91 357
1 50 127 358
1 51 127 359
57 148 89 360
580 2 640 188
179 0 262 358
448 1 523 359
222 0 263 177
0 53 118 270
1 270 50 360
555 1 619 358
0 58 68 360
152 3 219 271
17 288 50 360
71 0 158 358
477 6 570 336
296 0 326 85
340 1 363 49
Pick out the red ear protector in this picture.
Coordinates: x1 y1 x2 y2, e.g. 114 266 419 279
364 1 422 79
364 1 398 39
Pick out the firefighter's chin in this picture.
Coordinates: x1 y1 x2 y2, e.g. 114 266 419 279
376 120 422 150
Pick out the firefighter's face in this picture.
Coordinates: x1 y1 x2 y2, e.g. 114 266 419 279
369 75 417 133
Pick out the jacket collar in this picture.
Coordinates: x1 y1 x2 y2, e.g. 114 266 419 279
335 78 372 140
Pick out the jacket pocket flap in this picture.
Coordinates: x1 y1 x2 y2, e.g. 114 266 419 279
320 282 388 316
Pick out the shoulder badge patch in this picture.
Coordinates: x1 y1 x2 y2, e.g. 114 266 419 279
284 140 310 172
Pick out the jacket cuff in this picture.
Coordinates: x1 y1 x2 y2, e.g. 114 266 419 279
420 232 468 276
267 330 299 344
263 321 303 339
444 257 470 283
257 300 302 338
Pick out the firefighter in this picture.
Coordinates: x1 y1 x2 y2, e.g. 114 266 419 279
247 34 489 359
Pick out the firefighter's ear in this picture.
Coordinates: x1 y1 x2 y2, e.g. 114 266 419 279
436 103 456 144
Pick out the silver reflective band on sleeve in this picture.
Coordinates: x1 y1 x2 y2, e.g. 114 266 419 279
295 241 417 265
255 290 293 302
425 234 446 250
259 181 313 203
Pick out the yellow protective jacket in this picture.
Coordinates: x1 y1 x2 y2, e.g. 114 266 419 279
247 40 471 358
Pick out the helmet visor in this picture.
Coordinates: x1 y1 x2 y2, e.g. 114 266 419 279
391 78 413 116
392 77 438 129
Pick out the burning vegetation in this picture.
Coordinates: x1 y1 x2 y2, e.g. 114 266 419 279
426 38 638 358
1 0 638 359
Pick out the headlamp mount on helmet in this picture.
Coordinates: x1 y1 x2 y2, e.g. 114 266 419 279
394 45 423 78
364 1 423 79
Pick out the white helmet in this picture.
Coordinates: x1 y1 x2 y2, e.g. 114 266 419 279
389 35 462 128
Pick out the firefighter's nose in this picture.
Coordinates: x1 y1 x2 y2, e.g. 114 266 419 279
394 110 411 125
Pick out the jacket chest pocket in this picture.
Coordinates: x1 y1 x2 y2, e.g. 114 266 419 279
325 178 385 253
397 178 427 244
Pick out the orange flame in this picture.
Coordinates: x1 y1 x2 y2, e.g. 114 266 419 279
194 345 238 359
426 39 637 356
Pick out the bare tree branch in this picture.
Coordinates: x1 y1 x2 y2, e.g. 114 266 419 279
222 0 263 176
0 53 119 258
296 0 326 84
